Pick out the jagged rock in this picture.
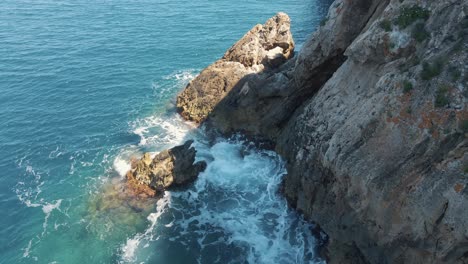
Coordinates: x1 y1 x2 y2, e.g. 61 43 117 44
177 3 381 139
126 170 157 198
133 152 153 186
177 61 250 123
126 140 207 196
176 12 294 123
222 12 294 67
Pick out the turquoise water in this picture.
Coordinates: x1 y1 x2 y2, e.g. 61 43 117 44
0 1 331 263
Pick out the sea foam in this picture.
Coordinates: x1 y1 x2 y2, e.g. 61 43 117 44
120 192 171 263
118 137 323 263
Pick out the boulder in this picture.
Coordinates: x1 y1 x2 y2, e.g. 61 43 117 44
126 140 207 196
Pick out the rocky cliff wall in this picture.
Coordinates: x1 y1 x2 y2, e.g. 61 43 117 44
176 0 468 263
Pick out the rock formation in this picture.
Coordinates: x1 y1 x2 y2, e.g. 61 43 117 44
176 12 294 124
126 140 207 197
176 2 468 263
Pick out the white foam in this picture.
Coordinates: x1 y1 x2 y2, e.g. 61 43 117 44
68 156 78 175
23 199 42 208
162 69 198 84
42 200 61 214
121 238 141 263
131 113 194 147
113 155 132 177
187 140 321 263
151 69 198 99
120 192 171 263
15 163 45 208
48 145 63 159
117 137 323 263
133 127 148 146
113 67 321 263
131 68 199 148
23 239 33 258
17 186 63 259
41 200 62 236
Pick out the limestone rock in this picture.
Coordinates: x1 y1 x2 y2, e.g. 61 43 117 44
177 1 385 140
176 12 294 123
222 12 294 68
177 61 250 123
174 1 468 263
275 1 468 263
126 140 207 195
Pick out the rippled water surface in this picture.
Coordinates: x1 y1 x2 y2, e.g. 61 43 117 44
0 0 332 263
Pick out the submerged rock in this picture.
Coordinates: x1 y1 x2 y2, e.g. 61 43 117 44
126 140 207 196
176 12 294 124
85 177 158 240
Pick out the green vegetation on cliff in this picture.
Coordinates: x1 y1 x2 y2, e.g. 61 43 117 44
396 5 430 28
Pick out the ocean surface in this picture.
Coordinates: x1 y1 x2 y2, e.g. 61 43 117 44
0 1 332 263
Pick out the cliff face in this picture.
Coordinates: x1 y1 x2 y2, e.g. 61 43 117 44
277 1 467 263
176 0 468 263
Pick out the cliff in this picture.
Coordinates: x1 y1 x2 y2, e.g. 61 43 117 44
176 1 468 263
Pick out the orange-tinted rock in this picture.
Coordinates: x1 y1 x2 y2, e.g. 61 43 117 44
126 171 157 197
124 140 207 196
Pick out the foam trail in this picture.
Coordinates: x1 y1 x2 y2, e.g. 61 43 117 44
15 161 65 260
162 69 198 84
120 192 171 263
131 113 195 148
23 239 33 258
41 200 62 236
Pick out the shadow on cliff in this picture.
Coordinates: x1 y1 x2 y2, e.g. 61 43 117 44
202 52 346 143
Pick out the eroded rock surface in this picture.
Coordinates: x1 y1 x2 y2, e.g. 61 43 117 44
126 140 207 196
175 1 468 263
176 12 294 124
277 1 468 263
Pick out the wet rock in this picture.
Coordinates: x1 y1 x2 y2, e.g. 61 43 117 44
126 140 207 196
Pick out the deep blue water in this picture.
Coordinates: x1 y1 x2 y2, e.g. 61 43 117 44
0 1 331 263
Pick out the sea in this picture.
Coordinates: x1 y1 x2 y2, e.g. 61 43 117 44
0 0 332 263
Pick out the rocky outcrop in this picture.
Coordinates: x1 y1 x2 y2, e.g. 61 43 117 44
176 12 294 124
178 2 387 140
176 1 468 263
126 140 207 197
276 1 468 263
